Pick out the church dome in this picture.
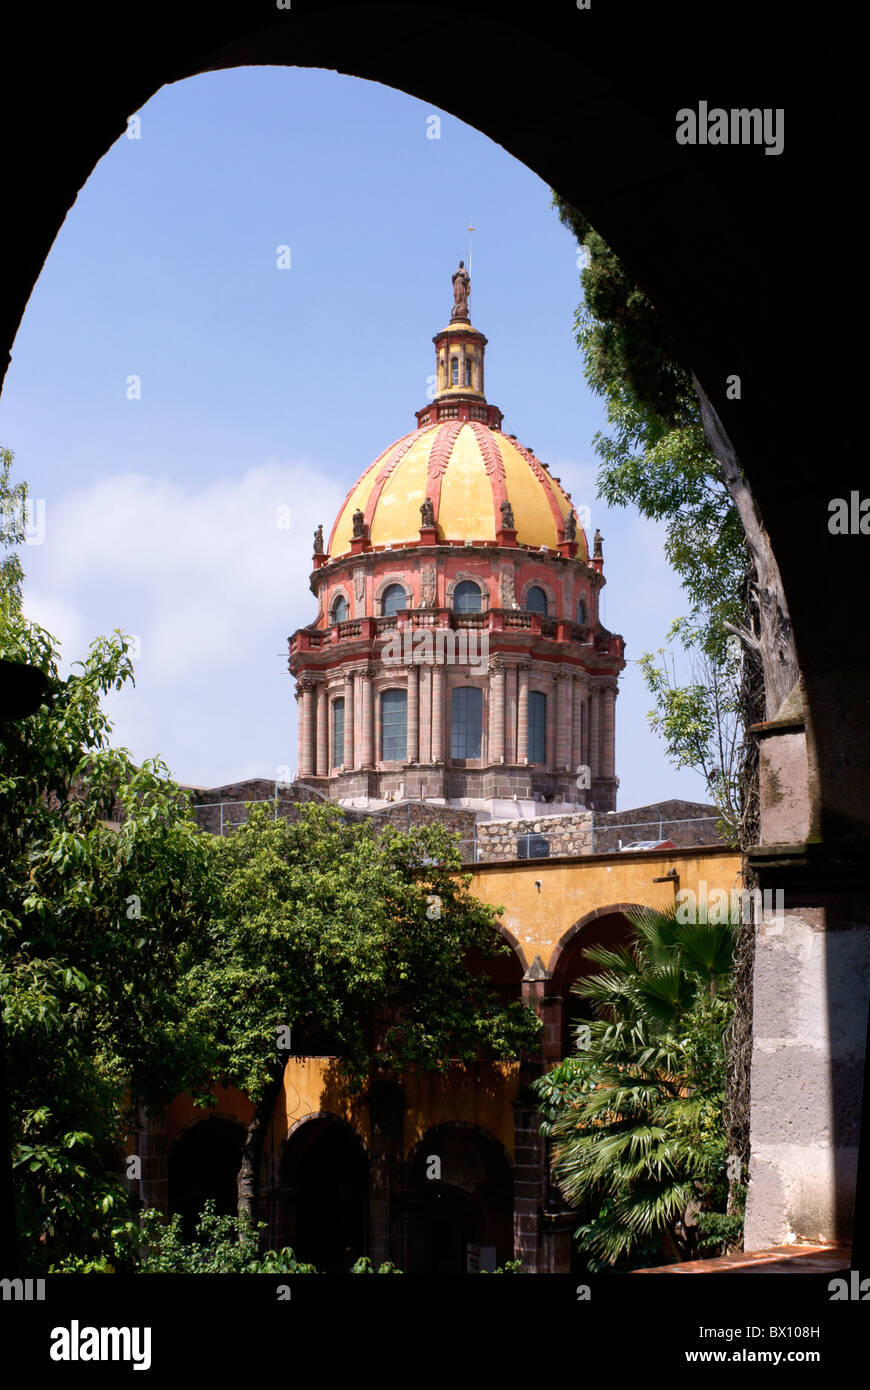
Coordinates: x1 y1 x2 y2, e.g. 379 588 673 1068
326 268 585 561
328 419 585 558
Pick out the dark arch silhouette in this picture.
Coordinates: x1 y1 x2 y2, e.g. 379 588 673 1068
276 1113 369 1272
405 1122 514 1273
1 5 865 1258
551 905 645 1059
0 5 856 843
465 921 527 1017
167 1115 246 1242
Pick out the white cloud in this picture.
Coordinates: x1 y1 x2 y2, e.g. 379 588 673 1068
21 460 344 785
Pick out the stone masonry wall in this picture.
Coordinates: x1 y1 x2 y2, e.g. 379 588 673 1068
475 811 592 861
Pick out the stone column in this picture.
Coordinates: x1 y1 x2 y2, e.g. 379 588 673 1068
295 686 304 778
367 1079 406 1268
601 684 616 779
589 685 601 781
361 669 374 767
513 956 550 1271
418 665 431 764
406 663 419 763
506 664 518 764
344 672 355 768
546 675 557 773
489 657 506 763
572 676 585 772
431 663 445 763
315 681 327 776
517 664 530 764
555 671 570 772
300 679 315 778
136 1108 169 1218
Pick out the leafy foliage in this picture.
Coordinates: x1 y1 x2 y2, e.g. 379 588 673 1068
554 197 748 833
185 802 542 1105
533 905 741 1269
134 1202 319 1274
1 448 219 1271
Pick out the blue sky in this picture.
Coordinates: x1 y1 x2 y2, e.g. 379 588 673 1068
1 65 708 810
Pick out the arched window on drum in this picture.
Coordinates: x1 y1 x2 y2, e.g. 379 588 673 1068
525 585 548 615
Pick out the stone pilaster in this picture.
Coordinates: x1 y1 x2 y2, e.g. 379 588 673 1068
343 673 355 768
315 681 327 776
418 664 432 765
506 663 518 764
572 675 585 772
589 685 601 782
512 957 549 1269
295 685 304 779
431 663 445 763
601 684 616 779
407 663 419 764
489 657 506 763
545 674 557 773
136 1108 169 1217
555 670 571 772
517 663 530 765
361 668 374 767
300 678 315 778
366 1077 406 1267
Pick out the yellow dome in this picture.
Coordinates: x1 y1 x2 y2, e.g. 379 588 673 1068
328 419 585 558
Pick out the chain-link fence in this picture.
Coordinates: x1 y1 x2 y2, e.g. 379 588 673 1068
590 815 725 855
454 815 725 863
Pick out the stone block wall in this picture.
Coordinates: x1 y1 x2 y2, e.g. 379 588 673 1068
475 811 593 861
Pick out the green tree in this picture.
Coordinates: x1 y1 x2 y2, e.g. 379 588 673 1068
553 198 793 1186
532 905 740 1270
183 802 542 1220
555 195 798 815
1 448 219 1271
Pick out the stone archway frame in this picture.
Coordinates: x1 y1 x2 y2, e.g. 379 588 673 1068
373 573 414 614
165 1112 249 1232
274 1109 370 1267
169 1109 248 1150
519 577 557 616
548 901 646 982
405 1119 514 1173
1 7 862 1261
488 920 530 976
281 1107 370 1154
445 571 491 611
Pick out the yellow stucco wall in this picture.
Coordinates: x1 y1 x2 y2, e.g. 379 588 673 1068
467 847 743 970
164 848 741 1159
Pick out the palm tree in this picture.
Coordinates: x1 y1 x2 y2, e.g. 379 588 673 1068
533 904 737 1269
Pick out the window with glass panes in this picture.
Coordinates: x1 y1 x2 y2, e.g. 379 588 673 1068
332 595 348 624
380 688 407 761
453 580 482 613
525 586 548 615
528 690 547 764
332 698 344 767
381 584 406 617
451 685 482 759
